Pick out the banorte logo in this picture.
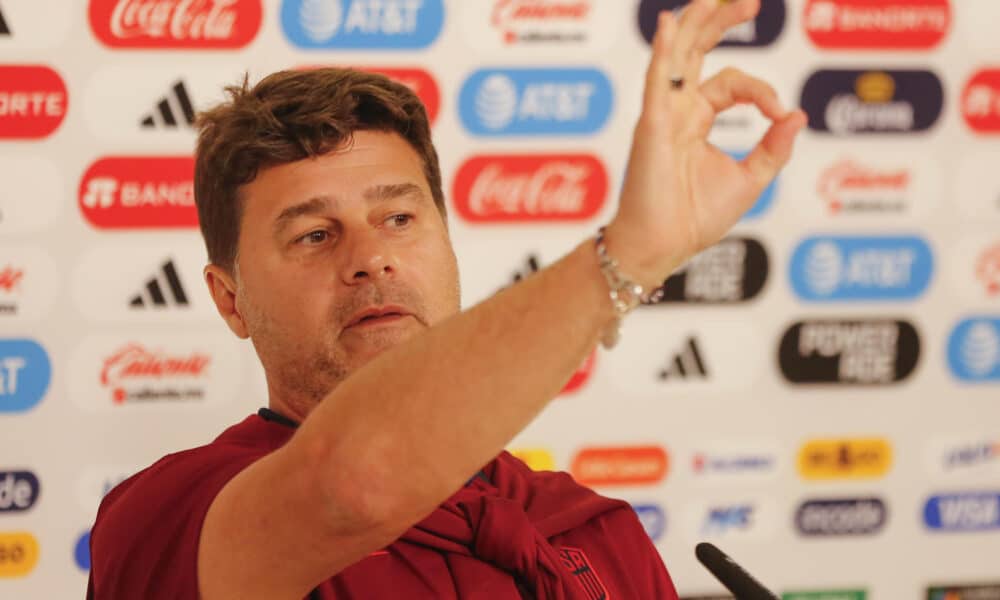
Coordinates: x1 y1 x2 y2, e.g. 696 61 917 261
798 438 892 480
0 65 67 139
804 0 950 50
801 69 944 135
963 69 1000 134
79 157 197 229
452 154 606 223
570 445 668 487
100 342 211 404
0 532 39 578
88 0 262 49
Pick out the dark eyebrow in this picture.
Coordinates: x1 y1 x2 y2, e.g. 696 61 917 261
362 182 425 203
272 196 333 236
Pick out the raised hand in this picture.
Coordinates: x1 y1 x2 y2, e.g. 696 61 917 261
606 0 807 290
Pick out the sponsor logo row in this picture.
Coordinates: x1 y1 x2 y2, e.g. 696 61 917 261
0 1 973 52
4 64 1000 139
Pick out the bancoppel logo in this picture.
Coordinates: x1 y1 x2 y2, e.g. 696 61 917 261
789 235 934 302
795 497 887 536
79 157 197 229
650 237 768 304
658 337 709 380
801 69 943 135
638 0 785 48
99 343 211 405
0 339 50 414
778 319 920 385
88 0 262 49
69 334 241 411
924 491 1000 532
804 0 950 50
509 448 555 471
632 503 666 541
0 65 67 139
0 532 39 578
798 438 892 480
700 504 754 536
459 68 612 136
128 259 189 308
452 154 607 223
947 317 1000 382
963 69 1000 134
784 591 866 600
140 80 195 128
74 530 90 571
0 471 40 513
570 445 669 487
927 582 1000 600
282 0 444 49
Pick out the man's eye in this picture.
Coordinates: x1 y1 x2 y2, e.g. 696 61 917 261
300 230 329 244
388 214 412 227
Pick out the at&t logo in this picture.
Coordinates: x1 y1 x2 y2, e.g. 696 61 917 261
947 317 1000 382
282 0 444 48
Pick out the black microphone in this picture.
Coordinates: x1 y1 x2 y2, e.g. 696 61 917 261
695 542 779 600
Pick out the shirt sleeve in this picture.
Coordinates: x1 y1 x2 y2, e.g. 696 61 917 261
87 444 266 600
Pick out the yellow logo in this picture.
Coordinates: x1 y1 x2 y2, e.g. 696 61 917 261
510 448 556 471
856 72 896 103
0 532 39 578
798 438 893 480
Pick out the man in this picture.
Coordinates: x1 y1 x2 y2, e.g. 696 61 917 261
88 1 805 598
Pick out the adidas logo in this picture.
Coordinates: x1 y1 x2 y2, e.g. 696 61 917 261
140 80 195 129
129 259 189 308
511 254 541 284
658 337 709 380
0 5 10 36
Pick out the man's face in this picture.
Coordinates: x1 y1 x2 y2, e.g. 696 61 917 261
224 130 460 413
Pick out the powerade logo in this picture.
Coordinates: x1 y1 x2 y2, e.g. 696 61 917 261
650 237 768 304
0 471 40 513
638 0 785 48
795 497 887 536
459 68 612 136
927 583 1000 600
801 69 943 135
0 339 51 413
789 236 933 302
778 319 920 385
281 0 444 49
632 503 666 542
947 318 1000 382
924 492 1000 532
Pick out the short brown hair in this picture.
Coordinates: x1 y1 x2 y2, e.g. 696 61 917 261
194 68 445 272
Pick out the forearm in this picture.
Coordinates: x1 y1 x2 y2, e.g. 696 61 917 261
294 236 630 535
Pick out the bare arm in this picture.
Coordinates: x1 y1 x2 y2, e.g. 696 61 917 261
197 1 806 598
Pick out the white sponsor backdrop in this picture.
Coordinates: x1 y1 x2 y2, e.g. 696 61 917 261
2 1 999 598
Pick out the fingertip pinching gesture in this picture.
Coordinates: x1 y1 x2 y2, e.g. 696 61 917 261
606 0 807 291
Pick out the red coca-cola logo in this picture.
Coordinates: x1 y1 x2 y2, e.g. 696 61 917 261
963 69 1000 133
299 66 441 125
560 350 595 395
0 266 24 293
0 65 68 139
79 157 197 229
817 159 909 213
100 342 211 401
804 0 950 50
452 154 607 223
89 0 262 49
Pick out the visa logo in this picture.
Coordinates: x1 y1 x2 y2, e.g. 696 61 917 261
0 339 51 413
459 68 613 136
947 317 1000 382
924 492 1000 531
702 505 754 535
281 0 445 49
790 235 933 301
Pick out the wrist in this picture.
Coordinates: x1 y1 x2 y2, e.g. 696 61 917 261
601 222 682 292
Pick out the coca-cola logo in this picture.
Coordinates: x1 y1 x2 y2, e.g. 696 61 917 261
89 0 262 49
818 159 910 213
0 65 68 139
79 157 197 229
804 0 950 49
452 154 607 223
963 69 1000 133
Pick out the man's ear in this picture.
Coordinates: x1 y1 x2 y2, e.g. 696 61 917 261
204 263 250 339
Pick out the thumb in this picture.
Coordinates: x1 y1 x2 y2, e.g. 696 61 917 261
743 109 807 188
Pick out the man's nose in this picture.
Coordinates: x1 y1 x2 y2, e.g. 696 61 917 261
338 229 399 285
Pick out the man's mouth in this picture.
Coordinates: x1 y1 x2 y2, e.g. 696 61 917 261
346 306 413 329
